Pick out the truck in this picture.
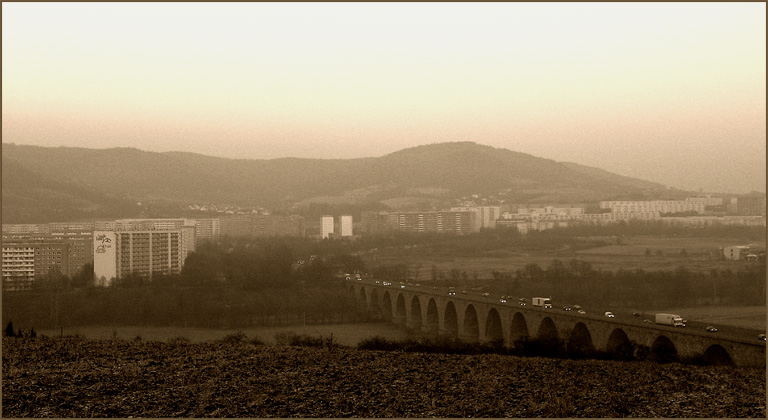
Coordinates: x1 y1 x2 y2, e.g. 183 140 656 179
532 297 552 308
655 313 686 327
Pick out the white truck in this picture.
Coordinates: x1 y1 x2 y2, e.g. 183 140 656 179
655 313 686 327
532 297 552 308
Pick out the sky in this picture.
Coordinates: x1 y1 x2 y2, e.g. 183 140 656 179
2 2 766 194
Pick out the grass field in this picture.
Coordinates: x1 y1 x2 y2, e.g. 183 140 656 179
646 305 766 331
37 322 412 346
364 235 765 280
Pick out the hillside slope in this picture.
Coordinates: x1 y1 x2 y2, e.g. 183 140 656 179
2 142 674 222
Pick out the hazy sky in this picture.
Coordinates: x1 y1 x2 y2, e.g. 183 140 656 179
3 2 766 194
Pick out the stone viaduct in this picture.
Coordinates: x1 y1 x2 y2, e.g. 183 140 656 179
347 281 766 368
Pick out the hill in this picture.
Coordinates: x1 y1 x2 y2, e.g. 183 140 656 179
2 142 677 223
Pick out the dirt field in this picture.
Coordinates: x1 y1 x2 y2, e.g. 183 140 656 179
3 337 765 418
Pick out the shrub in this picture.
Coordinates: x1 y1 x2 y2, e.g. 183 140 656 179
274 331 297 346
168 336 190 345
220 331 247 344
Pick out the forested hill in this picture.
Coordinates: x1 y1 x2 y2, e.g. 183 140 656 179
2 142 675 223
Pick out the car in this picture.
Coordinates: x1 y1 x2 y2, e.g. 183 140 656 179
400 284 405 289
383 282 392 286
572 305 581 310
604 312 615 318
375 280 380 284
643 319 652 324
499 298 507 303
462 290 468 294
482 292 490 297
563 306 572 311
632 312 640 317
705 326 718 333
519 298 527 306
448 290 456 296
577 310 586 314
759 334 766 341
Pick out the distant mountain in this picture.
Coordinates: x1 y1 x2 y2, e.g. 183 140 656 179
2 142 676 223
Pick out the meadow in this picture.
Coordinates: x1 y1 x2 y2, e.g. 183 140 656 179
365 235 763 280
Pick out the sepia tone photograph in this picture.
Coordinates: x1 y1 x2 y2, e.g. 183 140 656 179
2 2 766 417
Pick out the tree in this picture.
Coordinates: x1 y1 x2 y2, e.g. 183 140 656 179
644 248 652 258
4 321 15 337
680 248 688 257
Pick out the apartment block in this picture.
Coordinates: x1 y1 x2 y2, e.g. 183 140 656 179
321 215 335 239
94 229 187 286
340 215 353 237
600 200 705 214
2 237 94 291
361 211 475 235
2 243 35 291
450 206 501 230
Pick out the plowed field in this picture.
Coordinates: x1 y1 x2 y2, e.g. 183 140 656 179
2 337 765 418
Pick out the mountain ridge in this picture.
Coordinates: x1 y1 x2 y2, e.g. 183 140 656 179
2 141 680 223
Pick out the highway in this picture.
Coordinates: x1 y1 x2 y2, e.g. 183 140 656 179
351 277 766 345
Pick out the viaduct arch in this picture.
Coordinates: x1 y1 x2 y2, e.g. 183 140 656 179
349 282 765 368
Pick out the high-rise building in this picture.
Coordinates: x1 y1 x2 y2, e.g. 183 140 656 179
1 237 93 291
93 229 188 286
2 243 35 291
194 218 220 241
340 215 353 236
321 216 335 239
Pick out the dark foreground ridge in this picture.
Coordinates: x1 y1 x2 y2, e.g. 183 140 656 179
2 336 765 418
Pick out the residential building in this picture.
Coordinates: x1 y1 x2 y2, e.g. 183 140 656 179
340 215 353 237
194 218 220 241
321 215 335 239
360 211 476 235
93 229 188 286
600 200 705 215
2 237 94 291
2 243 35 291
723 246 751 261
450 206 501 230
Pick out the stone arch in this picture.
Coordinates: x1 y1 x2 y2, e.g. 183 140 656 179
444 301 458 337
650 335 679 363
701 344 733 366
510 312 529 342
606 329 634 360
395 294 407 325
382 291 393 322
425 299 439 334
358 287 367 306
567 322 594 356
537 317 558 339
463 304 480 341
485 308 503 343
409 296 423 330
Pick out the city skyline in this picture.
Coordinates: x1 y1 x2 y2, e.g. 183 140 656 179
2 2 765 193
